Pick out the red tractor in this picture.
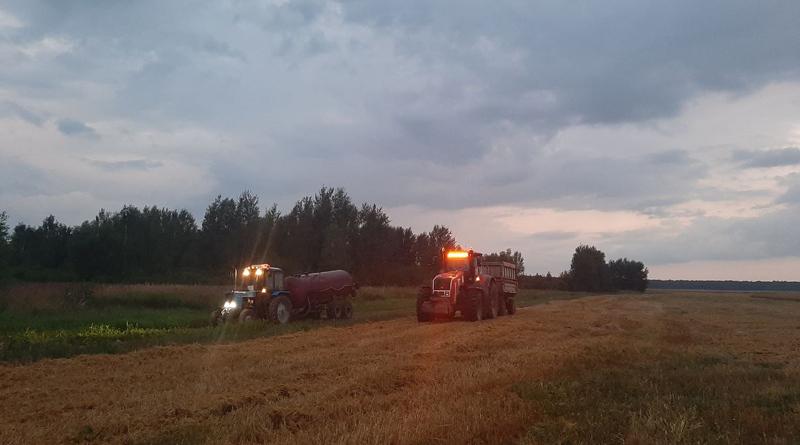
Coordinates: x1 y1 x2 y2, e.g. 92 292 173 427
417 249 518 322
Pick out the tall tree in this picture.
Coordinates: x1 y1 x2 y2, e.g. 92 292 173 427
9 216 71 271
199 195 240 271
0 212 9 280
353 203 393 284
415 225 456 277
259 204 282 264
569 245 609 292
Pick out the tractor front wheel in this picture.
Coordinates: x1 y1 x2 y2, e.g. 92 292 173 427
239 308 257 323
223 310 239 324
417 286 432 322
462 289 484 322
268 296 292 324
209 310 222 327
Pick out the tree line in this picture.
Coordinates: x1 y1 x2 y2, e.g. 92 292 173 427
521 245 649 292
649 280 800 292
0 187 524 287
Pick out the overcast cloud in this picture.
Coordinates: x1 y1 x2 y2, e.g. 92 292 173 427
1 1 800 279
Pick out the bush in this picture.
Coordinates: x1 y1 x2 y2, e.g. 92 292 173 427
608 258 649 292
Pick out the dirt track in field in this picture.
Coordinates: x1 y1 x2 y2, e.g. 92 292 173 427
2 292 800 445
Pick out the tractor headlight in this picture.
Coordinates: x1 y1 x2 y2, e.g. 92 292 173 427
223 301 237 309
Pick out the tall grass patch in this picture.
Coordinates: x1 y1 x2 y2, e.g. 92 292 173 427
514 347 800 444
1 282 228 313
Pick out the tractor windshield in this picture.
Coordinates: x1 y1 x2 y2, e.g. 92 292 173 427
445 257 470 272
239 268 283 292
240 272 262 290
239 267 268 291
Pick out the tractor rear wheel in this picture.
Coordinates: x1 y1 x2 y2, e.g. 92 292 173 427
326 301 343 320
209 310 222 327
268 296 292 324
506 298 517 315
239 308 257 323
417 286 432 322
462 289 484 322
342 301 353 319
483 282 499 319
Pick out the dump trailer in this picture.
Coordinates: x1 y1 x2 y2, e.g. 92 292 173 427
416 249 518 322
210 264 359 325
480 260 518 315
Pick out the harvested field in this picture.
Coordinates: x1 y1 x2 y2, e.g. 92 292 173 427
2 291 800 444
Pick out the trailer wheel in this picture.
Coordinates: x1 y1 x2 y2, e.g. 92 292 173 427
462 289 483 322
416 286 432 322
342 301 353 319
506 298 517 315
483 282 499 319
268 296 292 324
326 301 343 320
239 308 257 323
497 293 507 317
209 310 222 327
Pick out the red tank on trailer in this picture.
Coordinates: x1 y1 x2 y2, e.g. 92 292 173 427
284 270 358 308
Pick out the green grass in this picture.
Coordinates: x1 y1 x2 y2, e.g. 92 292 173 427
513 347 800 444
0 286 585 363
0 307 210 334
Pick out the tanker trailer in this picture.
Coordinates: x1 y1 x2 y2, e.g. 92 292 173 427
285 270 359 320
210 264 359 326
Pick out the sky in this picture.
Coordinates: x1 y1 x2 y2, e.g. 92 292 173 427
1 1 800 280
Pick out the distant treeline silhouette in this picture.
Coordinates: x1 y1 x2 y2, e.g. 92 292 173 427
649 280 800 292
0 187 523 286
520 245 649 293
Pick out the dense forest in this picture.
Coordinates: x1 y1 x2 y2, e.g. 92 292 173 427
0 187 524 286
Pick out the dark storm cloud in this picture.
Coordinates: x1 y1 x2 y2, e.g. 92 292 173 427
336 0 800 125
733 147 800 169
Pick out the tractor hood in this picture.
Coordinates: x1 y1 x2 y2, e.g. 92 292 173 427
432 271 463 292
222 290 256 312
